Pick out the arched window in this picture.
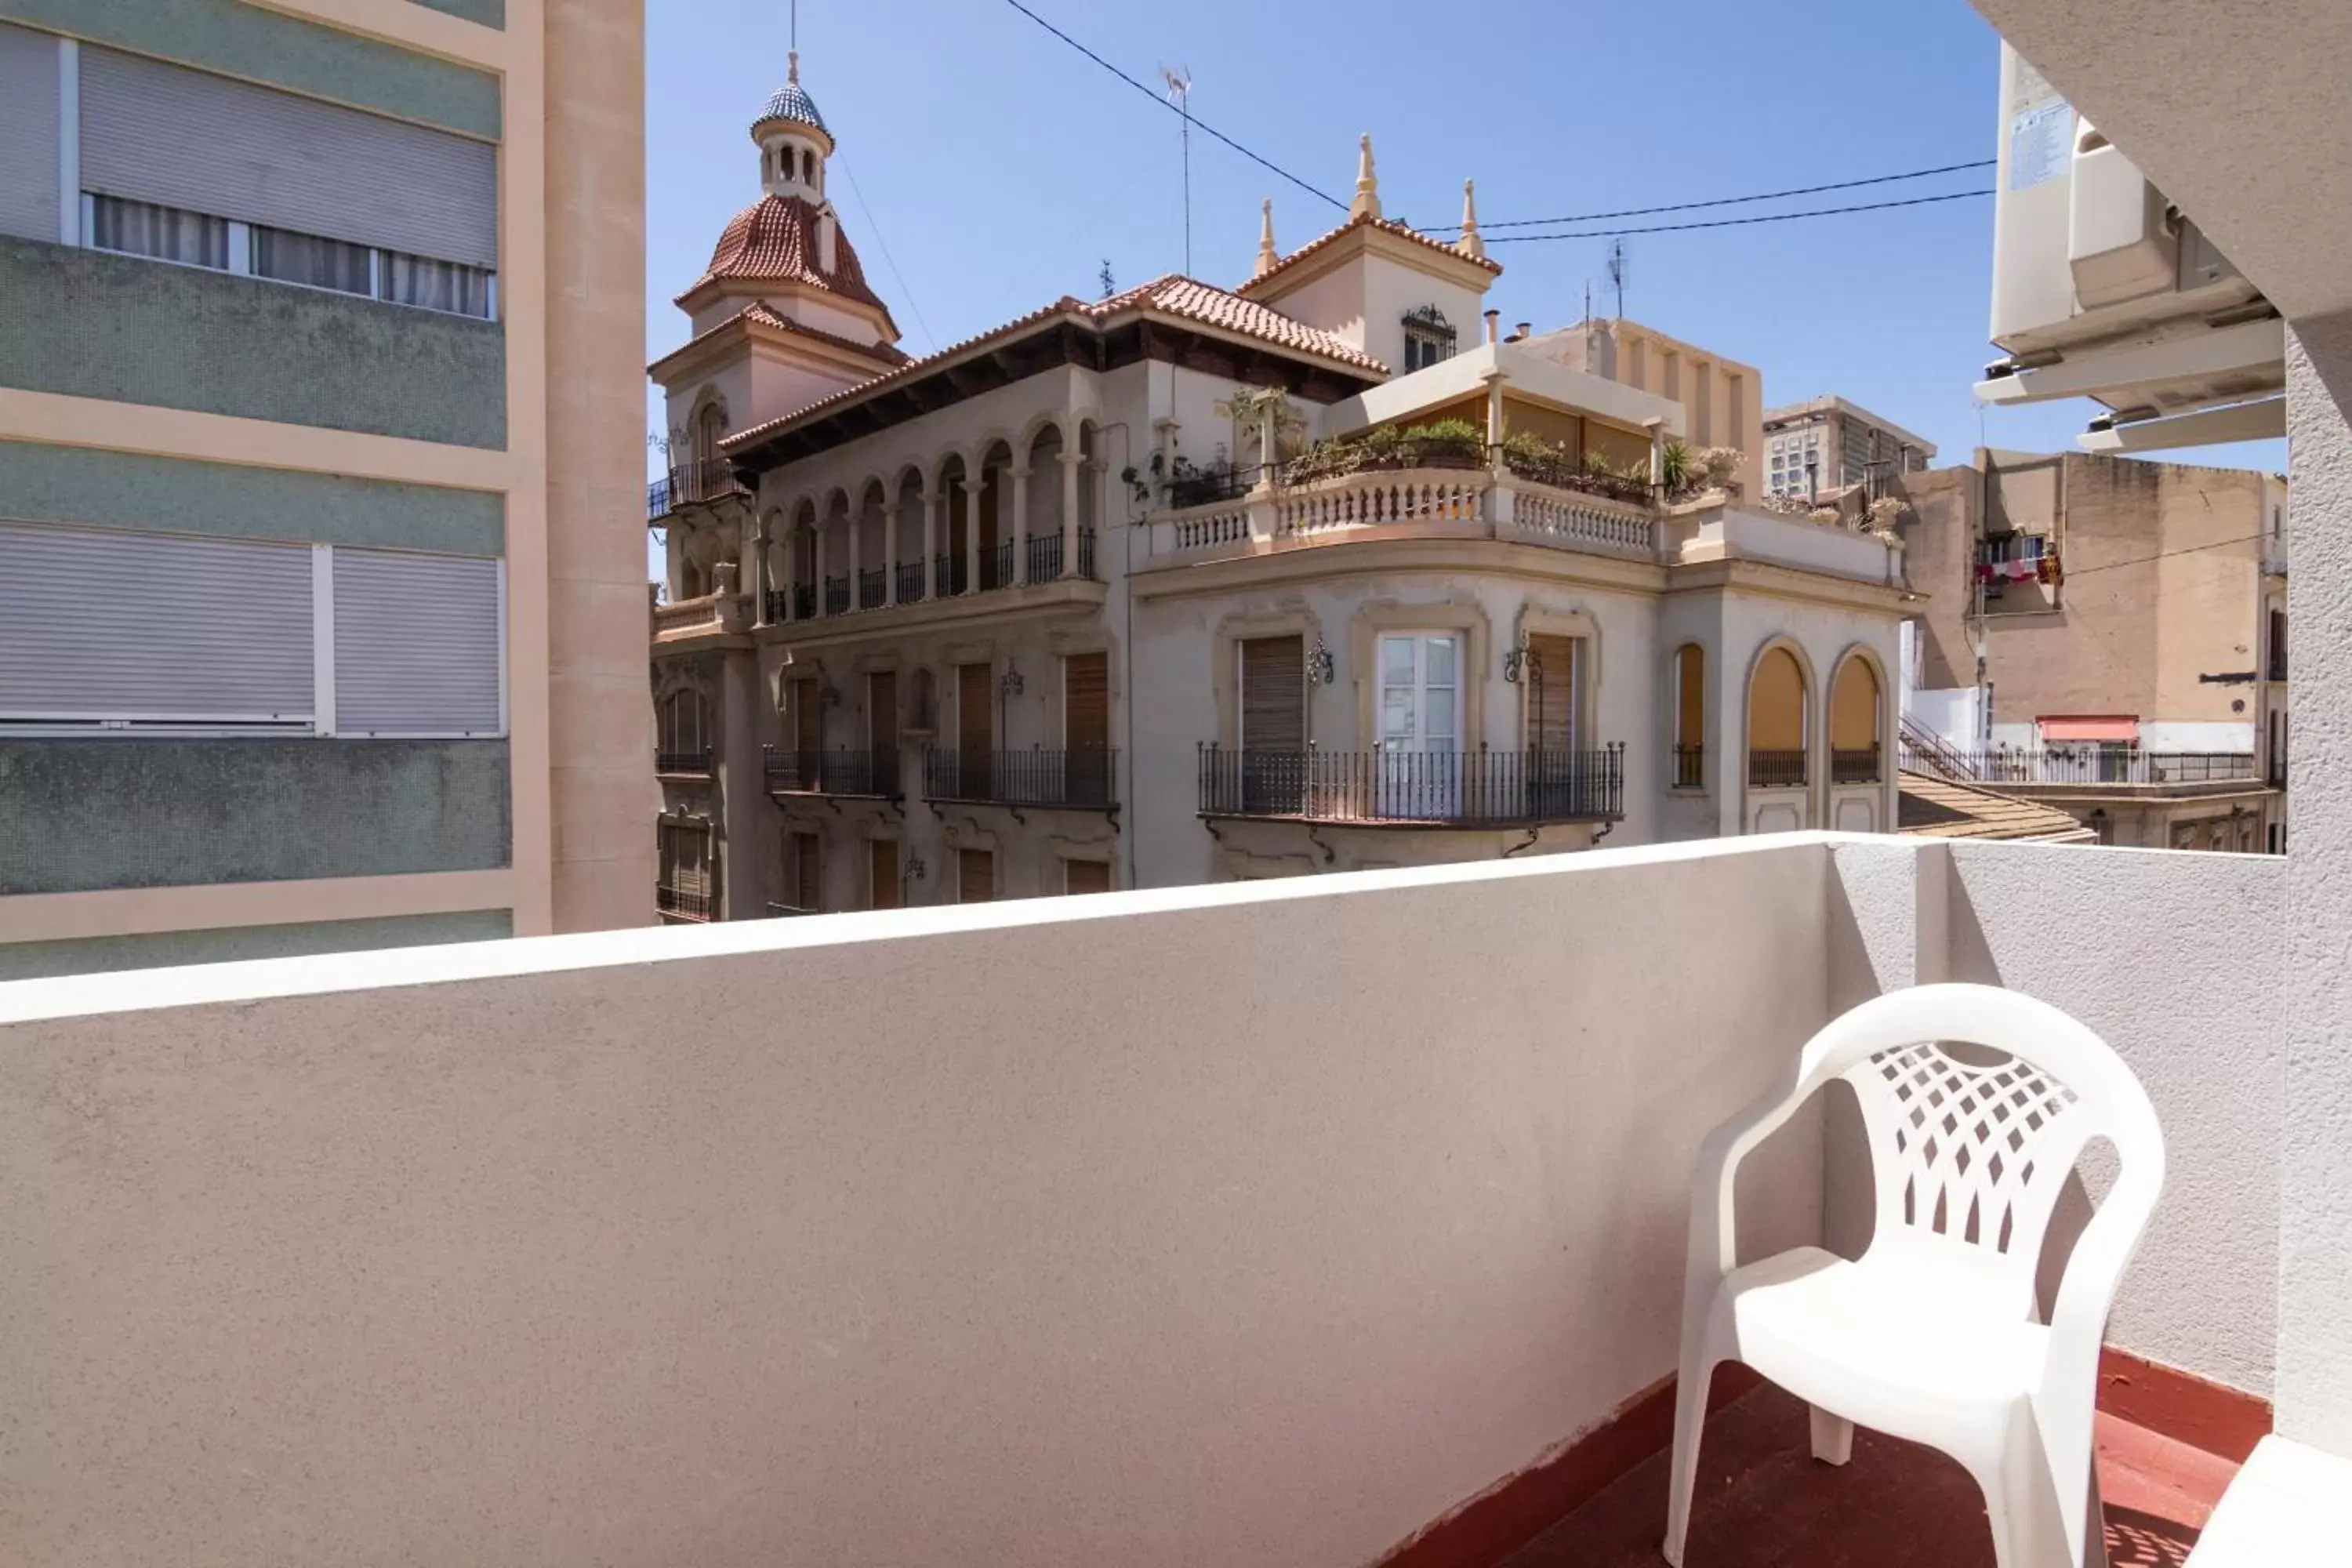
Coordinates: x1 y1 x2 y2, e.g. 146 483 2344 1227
802 148 815 184
657 688 710 772
1829 656 1884 784
1672 643 1704 787
1746 647 1808 788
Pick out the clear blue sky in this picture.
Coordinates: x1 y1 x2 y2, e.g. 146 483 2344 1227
644 0 2285 481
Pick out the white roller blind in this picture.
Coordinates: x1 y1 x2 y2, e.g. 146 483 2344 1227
333 550 503 736
0 523 313 723
0 24 60 242
81 46 497 268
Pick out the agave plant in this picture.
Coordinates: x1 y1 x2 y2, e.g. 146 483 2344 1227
1657 438 1693 494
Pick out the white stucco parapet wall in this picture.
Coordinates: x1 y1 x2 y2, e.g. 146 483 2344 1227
0 832 2283 1566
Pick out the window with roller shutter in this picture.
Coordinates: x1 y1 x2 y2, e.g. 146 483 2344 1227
332 549 503 737
956 847 995 904
1238 635 1305 812
0 522 313 730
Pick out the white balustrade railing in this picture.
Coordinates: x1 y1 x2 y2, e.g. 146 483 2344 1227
1276 468 1487 538
1502 479 1658 558
1170 503 1253 551
652 593 724 634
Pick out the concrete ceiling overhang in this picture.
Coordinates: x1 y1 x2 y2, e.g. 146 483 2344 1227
1971 0 2352 322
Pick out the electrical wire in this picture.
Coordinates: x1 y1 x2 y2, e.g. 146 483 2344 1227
1486 187 1994 243
2057 530 2273 578
1436 158 1997 234
836 153 938 354
996 0 1346 211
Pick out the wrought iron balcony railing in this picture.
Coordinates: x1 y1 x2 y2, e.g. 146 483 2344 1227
655 882 718 920
647 459 748 521
1671 745 1705 789
1831 749 1884 785
1748 750 1809 789
1197 744 1625 826
921 747 1116 811
655 746 714 777
764 746 902 800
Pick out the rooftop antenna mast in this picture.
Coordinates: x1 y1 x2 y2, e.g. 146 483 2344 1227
1161 64 1194 274
1606 238 1628 321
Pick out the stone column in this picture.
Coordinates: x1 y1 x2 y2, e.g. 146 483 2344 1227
1010 465 1031 586
813 521 828 618
922 487 938 601
750 514 770 626
963 468 981 593
848 503 862 610
1059 450 1082 579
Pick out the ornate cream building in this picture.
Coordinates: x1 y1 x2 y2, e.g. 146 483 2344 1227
647 64 1917 916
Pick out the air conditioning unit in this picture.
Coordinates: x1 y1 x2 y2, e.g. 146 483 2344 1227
1980 42 2281 452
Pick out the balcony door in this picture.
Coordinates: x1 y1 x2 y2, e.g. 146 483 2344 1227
956 662 993 798
1378 632 1461 818
792 675 821 792
868 670 899 797
869 837 900 910
1239 634 1305 813
1524 633 1578 818
1065 651 1109 807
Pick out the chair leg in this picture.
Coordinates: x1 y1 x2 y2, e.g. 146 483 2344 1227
1661 1355 1721 1568
1809 1406 1853 1466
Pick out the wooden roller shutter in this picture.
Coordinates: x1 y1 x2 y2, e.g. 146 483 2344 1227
868 670 899 794
791 830 821 913
957 847 994 904
1526 634 1576 752
1240 635 1304 751
793 677 820 753
333 548 503 736
80 46 497 266
956 662 994 797
1064 859 1111 896
1065 652 1109 751
869 838 900 910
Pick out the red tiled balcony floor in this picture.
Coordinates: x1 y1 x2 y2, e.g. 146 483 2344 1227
1499 1383 2237 1568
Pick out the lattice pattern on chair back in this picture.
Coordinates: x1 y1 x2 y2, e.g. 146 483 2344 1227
1846 1039 2085 1269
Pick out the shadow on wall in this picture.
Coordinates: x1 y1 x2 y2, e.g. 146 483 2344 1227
1820 855 2102 1322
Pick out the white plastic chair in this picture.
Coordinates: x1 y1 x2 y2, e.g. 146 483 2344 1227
1661 983 2165 1568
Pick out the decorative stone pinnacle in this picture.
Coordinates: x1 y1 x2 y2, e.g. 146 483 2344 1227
1459 179 1485 260
1350 133 1381 221
1255 198 1278 278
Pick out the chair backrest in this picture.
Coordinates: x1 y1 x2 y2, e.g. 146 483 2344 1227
1817 985 2163 1314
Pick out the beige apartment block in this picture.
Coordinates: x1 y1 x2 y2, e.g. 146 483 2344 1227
1515 316 1769 500
0 0 652 979
647 112 1912 918
1897 447 2287 850
1762 394 1939 504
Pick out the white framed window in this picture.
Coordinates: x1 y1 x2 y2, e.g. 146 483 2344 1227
1377 633 1462 753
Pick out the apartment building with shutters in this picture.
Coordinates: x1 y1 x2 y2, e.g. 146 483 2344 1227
650 114 1915 913
0 1 650 977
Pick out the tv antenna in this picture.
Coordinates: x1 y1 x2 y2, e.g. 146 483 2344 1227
1606 238 1628 320
1161 64 1195 274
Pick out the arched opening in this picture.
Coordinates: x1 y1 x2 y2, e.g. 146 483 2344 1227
820 492 853 615
890 468 925 602
1830 655 1884 784
789 500 818 618
854 480 888 610
976 441 1014 590
1672 643 1705 787
1746 646 1808 788
1076 421 1101 578
689 400 727 499
938 456 970 595
1026 425 1066 580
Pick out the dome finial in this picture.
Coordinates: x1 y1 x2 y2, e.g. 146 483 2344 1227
1255 198 1278 278
1458 178 1485 260
788 49 800 84
1350 133 1381 222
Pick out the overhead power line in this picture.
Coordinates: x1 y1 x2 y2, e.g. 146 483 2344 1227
2060 530 2272 578
1434 158 1997 234
836 154 938 354
1487 187 1994 244
996 0 1346 212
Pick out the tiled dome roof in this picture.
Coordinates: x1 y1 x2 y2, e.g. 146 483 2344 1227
685 194 887 318
753 77 826 135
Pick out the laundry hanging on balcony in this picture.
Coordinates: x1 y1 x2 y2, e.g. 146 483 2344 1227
1975 558 2045 584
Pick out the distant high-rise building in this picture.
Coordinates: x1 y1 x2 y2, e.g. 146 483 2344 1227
1762 396 1937 503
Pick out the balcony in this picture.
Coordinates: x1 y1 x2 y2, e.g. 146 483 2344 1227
652 590 746 642
1671 744 1705 789
920 746 1116 814
1902 746 2261 789
0 834 2288 1565
647 458 750 522
764 532 1102 631
1199 744 1626 827
1748 750 1809 788
1830 748 1882 785
1141 466 1906 590
652 880 717 920
655 746 713 779
763 746 901 801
